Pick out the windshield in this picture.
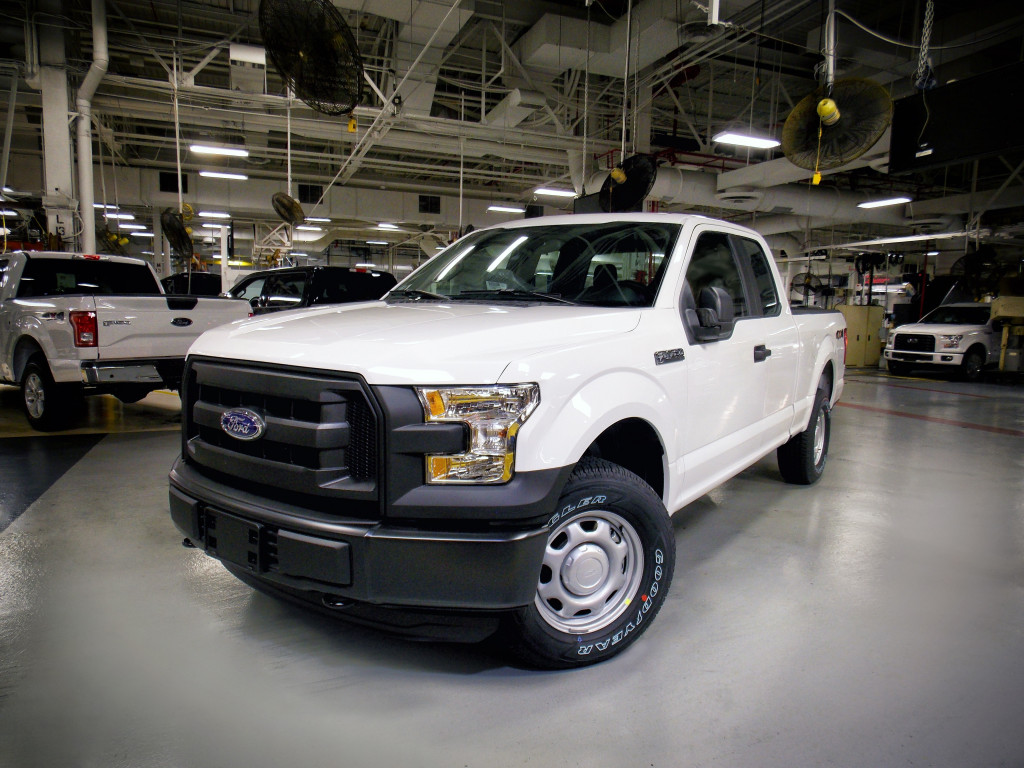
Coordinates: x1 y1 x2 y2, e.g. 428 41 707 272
391 221 680 308
920 305 991 325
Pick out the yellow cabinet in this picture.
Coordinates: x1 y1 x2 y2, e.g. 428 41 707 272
838 304 885 367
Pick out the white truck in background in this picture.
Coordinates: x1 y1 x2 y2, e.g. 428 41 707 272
0 250 250 429
169 213 847 668
884 302 1001 381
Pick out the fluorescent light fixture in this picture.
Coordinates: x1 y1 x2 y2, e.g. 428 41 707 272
202 222 226 229
0 227 9 235
355 262 377 268
1 208 17 216
712 131 780 149
435 245 446 250
290 251 308 257
199 170 248 180
395 265 413 271
857 196 912 209
190 144 249 157
198 210 231 219
488 204 526 213
366 240 389 245
130 232 154 238
104 212 134 220
535 187 576 198
925 250 940 256
92 203 117 210
140 250 154 255
376 222 399 230
117 223 146 230
305 217 331 223
296 225 322 231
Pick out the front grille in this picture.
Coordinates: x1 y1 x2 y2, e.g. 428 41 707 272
894 334 935 352
183 359 380 516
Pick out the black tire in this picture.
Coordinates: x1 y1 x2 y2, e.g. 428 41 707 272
886 360 908 376
960 347 985 382
114 386 154 404
777 383 831 485
20 358 75 431
502 457 675 669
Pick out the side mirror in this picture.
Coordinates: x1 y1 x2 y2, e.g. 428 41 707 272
691 286 735 341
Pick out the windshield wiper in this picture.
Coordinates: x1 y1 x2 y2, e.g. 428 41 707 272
454 289 578 305
387 288 449 302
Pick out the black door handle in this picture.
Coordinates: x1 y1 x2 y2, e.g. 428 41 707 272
754 345 772 362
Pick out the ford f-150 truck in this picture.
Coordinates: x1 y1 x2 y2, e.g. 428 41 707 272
0 250 250 429
168 213 847 668
884 302 999 381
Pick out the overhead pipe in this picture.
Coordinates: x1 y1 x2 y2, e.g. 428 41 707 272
76 0 108 253
586 165 911 233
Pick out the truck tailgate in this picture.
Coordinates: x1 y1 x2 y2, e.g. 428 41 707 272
94 296 249 359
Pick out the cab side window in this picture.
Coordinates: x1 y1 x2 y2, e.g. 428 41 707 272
233 276 266 303
263 273 306 309
732 236 781 317
684 231 749 318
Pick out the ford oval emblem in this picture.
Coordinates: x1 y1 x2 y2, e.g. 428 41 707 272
220 408 266 441
171 317 193 327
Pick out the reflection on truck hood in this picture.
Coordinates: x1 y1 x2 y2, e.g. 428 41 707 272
188 300 642 384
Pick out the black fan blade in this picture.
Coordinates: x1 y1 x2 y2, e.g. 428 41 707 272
599 154 658 213
160 209 193 257
272 192 306 226
782 79 893 171
259 0 364 115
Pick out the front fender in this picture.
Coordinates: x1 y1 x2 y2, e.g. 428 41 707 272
514 369 673 474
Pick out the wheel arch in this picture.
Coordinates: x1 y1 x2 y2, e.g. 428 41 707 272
13 337 47 381
581 417 666 503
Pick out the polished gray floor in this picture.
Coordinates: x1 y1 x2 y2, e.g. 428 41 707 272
1 372 1022 768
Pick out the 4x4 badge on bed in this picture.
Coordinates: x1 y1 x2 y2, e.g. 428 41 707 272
220 408 266 440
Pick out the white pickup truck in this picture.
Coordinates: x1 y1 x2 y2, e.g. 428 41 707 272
884 302 1000 381
0 250 250 429
168 213 847 668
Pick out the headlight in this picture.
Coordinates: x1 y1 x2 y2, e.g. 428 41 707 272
940 334 964 349
416 384 539 484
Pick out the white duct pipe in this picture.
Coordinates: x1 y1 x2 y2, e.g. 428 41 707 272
76 0 108 253
587 166 910 233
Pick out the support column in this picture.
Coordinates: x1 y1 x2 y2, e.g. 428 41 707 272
37 4 76 246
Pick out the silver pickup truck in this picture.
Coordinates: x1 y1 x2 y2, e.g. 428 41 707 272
0 250 250 429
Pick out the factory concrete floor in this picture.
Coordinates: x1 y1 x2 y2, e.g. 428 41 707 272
1 372 1022 768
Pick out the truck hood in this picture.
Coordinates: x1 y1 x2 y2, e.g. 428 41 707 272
894 322 988 335
188 300 642 384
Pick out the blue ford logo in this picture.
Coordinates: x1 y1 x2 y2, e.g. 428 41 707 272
220 408 266 441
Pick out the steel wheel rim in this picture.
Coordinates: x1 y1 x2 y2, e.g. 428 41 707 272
812 405 827 466
24 372 45 419
535 510 644 635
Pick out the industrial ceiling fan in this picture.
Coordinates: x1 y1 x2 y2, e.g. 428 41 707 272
258 0 364 116
781 1 893 180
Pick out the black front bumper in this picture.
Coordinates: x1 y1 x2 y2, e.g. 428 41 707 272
169 458 559 617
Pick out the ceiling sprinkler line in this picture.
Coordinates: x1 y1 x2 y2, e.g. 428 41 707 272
620 0 632 161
